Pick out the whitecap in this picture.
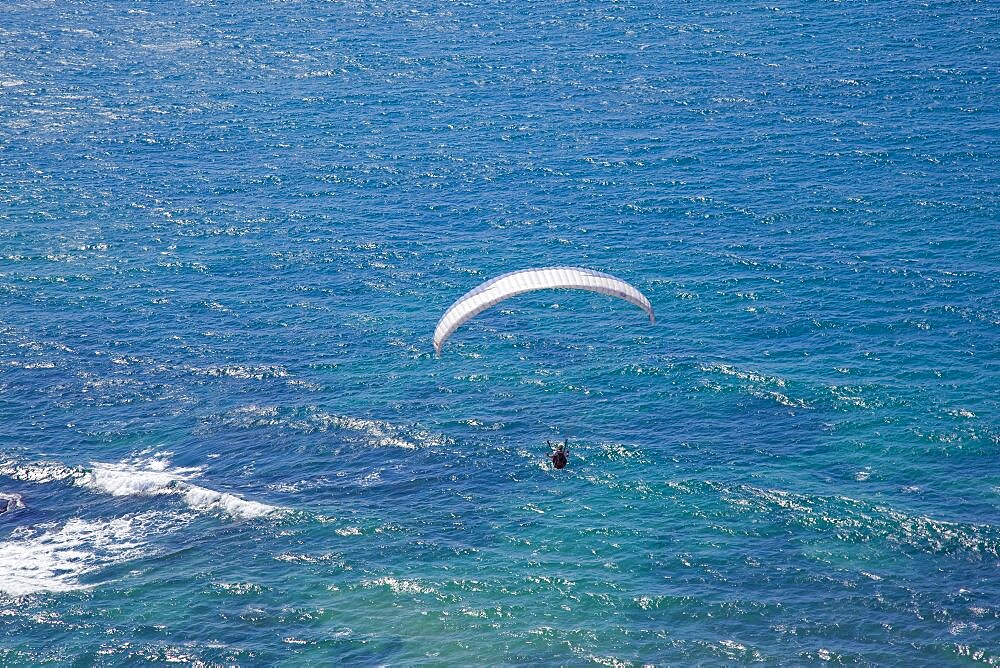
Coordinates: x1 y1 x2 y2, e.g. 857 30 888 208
178 484 276 520
0 511 183 596
79 461 202 497
2 458 280 520
0 460 81 484
362 576 435 595
78 460 280 520
188 364 288 380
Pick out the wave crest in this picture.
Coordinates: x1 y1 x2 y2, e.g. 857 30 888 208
1 458 279 520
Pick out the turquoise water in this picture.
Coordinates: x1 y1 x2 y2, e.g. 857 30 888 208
1 0 998 663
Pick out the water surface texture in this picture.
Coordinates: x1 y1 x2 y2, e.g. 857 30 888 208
1 0 998 663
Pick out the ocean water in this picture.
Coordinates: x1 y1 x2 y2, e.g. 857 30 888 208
1 0 998 663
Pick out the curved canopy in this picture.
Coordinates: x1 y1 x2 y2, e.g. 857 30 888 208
433 266 654 354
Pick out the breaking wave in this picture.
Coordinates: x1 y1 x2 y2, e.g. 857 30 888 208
0 511 186 596
0 457 280 520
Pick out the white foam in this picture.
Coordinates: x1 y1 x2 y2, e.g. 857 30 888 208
78 461 280 520
1 458 280 520
179 484 276 519
0 456 278 594
189 364 288 380
0 511 179 596
362 576 436 595
79 461 201 497
0 460 81 484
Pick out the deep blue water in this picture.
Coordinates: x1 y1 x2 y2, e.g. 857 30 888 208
1 0 998 663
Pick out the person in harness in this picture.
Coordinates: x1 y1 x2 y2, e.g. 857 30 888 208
546 440 569 469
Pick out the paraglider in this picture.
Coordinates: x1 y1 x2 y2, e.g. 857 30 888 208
432 266 654 354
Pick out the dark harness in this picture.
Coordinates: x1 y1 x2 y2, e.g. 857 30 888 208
552 451 567 469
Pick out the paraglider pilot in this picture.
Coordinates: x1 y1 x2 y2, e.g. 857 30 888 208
547 440 569 469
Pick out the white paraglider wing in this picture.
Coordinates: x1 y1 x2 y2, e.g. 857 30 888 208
433 266 654 354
